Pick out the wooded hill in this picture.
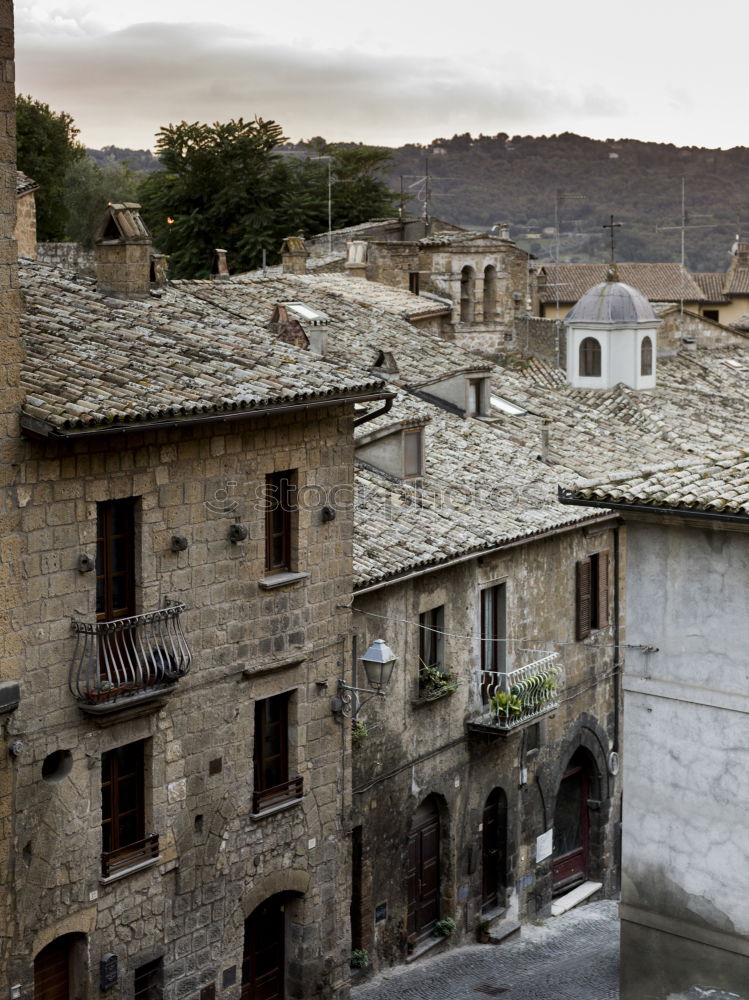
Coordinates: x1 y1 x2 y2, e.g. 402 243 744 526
386 132 749 273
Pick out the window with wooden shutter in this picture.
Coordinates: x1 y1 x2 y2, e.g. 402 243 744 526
576 559 592 640
576 551 609 637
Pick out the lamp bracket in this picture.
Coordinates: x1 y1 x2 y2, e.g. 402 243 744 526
333 679 385 718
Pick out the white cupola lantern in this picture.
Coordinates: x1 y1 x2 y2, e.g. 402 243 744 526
565 264 660 390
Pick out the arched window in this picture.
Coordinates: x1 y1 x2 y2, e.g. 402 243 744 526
483 265 497 320
460 266 475 323
579 337 602 377
407 796 441 937
640 335 653 376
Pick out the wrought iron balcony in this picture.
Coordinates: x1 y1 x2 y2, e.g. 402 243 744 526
70 603 191 714
467 652 563 736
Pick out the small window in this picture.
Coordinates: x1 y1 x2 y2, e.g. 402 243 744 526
264 471 295 574
101 740 157 878
253 693 303 814
579 337 602 378
468 379 485 417
409 271 420 295
403 429 423 478
419 606 445 670
703 309 719 322
576 551 609 640
134 959 163 1000
640 336 653 376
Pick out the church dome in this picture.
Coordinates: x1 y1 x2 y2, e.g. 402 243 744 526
566 270 657 325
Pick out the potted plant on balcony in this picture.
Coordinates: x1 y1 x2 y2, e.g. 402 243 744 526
490 690 522 723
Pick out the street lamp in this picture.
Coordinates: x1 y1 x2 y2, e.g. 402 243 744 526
332 638 397 717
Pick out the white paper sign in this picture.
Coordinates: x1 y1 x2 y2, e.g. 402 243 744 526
536 828 553 863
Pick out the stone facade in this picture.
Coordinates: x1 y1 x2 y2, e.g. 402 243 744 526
349 521 622 970
0 0 22 976
14 189 36 258
37 242 96 276
5 407 360 1000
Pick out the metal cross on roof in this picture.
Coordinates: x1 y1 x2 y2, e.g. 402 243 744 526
602 214 622 264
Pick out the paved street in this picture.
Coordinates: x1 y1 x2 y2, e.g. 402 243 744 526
352 900 619 1000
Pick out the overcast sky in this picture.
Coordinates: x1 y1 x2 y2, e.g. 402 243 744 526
14 0 749 151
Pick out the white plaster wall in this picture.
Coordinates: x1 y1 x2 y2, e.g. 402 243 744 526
623 520 749 937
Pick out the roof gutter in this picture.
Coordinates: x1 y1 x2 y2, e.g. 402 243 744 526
557 486 749 526
21 389 394 441
353 510 617 596
354 394 394 427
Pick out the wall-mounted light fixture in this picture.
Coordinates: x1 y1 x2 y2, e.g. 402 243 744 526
332 638 397 717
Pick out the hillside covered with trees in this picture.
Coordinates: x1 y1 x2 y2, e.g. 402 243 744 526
388 132 749 272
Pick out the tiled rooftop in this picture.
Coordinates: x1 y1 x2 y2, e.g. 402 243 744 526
561 453 749 518
19 260 384 434
293 274 451 320
16 170 38 196
539 263 706 305
692 272 731 303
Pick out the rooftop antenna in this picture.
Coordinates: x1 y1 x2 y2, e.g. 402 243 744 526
423 158 431 234
655 176 719 316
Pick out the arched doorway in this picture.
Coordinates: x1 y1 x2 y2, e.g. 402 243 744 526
242 894 289 1000
34 934 85 1000
407 795 441 937
460 266 475 323
552 748 595 893
481 787 508 912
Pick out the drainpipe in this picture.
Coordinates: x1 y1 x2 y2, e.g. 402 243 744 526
353 395 394 428
612 523 621 754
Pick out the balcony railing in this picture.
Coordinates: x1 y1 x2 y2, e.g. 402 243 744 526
252 776 304 815
101 833 159 879
468 653 563 735
71 604 191 714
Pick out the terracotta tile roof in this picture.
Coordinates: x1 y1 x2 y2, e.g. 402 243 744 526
19 261 385 435
723 268 749 295
692 273 730 303
293 274 451 320
561 452 749 518
539 263 706 305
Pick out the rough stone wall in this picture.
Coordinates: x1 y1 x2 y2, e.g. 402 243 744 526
6 408 357 1000
351 522 622 972
95 241 151 298
657 308 749 355
510 316 566 368
0 0 22 976
366 243 419 290
14 189 35 258
37 242 96 276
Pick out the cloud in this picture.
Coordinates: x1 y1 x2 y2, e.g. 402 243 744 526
15 20 627 149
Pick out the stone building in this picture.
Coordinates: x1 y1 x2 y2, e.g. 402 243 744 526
14 170 38 258
561 455 749 1000
0 35 392 992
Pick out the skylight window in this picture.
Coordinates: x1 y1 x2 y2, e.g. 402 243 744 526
490 395 527 416
721 359 744 370
283 302 330 325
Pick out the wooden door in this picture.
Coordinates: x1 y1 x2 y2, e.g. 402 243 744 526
552 763 589 892
481 788 507 911
34 938 70 1000
242 896 285 1000
407 801 440 937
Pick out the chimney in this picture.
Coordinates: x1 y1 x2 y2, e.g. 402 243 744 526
95 203 152 299
499 222 510 240
345 240 368 279
212 248 230 280
280 234 308 275
150 252 169 289
731 238 749 269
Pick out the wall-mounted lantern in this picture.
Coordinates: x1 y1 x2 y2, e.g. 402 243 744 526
332 638 397 717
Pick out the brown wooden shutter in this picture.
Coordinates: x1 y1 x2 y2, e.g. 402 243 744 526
597 551 610 629
576 558 592 640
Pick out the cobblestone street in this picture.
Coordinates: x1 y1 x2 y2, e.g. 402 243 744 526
352 900 619 1000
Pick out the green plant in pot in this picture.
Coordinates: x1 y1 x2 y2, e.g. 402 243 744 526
476 918 491 943
350 948 369 969
351 719 368 749
490 690 522 721
432 916 456 938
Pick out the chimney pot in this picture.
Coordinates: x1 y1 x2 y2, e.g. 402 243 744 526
280 235 308 275
95 203 152 299
212 248 230 280
345 240 368 279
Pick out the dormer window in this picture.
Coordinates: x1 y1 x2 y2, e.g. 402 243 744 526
403 429 423 478
467 378 488 417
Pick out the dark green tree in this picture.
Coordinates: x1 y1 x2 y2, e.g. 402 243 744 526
16 94 85 241
138 119 398 277
63 157 143 247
